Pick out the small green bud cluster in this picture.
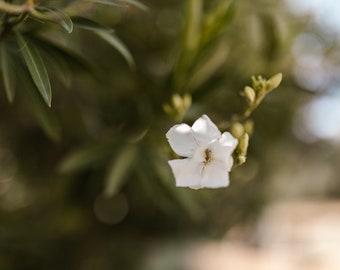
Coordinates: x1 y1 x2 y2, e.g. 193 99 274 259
243 86 256 105
227 73 282 169
243 73 282 117
163 93 192 122
230 120 253 167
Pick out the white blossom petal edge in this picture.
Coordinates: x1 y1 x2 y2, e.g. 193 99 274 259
166 115 238 189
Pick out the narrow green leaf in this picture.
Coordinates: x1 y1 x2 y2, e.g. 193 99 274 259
85 0 122 7
0 43 16 103
61 17 135 69
95 31 135 69
186 40 229 91
27 35 72 88
27 35 94 74
57 62 72 88
23 82 61 141
16 33 52 107
31 7 73 33
185 0 202 51
171 0 202 90
15 59 61 141
58 141 117 174
136 166 177 214
202 1 235 45
72 16 113 32
259 13 280 60
45 49 72 88
118 0 148 11
104 145 137 197
86 0 148 11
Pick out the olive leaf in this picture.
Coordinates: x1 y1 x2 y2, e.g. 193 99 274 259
72 17 135 69
0 43 16 103
87 0 148 11
104 145 138 197
95 31 135 69
30 6 73 34
71 16 113 32
15 57 61 141
58 141 117 174
16 33 52 107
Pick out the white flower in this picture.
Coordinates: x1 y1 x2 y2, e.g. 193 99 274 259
166 115 238 189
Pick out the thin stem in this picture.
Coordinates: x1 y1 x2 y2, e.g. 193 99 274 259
220 107 254 131
0 11 28 41
0 0 35 41
0 1 27 14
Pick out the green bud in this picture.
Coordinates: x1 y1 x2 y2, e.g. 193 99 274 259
172 94 182 109
164 93 192 121
230 122 244 138
251 75 266 92
163 104 174 116
244 86 256 104
243 120 254 136
238 133 249 155
234 133 249 166
267 73 282 90
182 94 192 110
237 155 247 165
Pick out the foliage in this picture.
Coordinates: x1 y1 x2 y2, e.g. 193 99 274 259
0 0 139 106
1 0 338 269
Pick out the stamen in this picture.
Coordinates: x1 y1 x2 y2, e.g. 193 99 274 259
203 148 212 165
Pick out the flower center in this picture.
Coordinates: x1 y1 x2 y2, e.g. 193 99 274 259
203 148 213 165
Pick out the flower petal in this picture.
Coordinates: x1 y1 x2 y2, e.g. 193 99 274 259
192 115 221 144
201 160 230 188
189 185 203 190
219 132 238 148
212 132 238 162
166 124 197 157
168 159 203 187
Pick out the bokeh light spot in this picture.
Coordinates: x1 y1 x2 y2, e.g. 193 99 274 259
94 193 129 225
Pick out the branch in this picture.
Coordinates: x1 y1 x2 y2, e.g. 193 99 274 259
0 1 33 14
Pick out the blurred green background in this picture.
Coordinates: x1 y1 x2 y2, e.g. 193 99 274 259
1 0 340 269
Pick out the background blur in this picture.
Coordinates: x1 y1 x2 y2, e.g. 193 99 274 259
1 0 340 269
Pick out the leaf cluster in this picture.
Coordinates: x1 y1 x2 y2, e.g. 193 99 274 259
0 0 313 268
0 0 144 139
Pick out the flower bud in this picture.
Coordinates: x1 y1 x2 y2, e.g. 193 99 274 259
238 133 249 155
230 122 244 138
243 120 254 136
182 94 192 110
268 73 282 90
172 94 182 109
244 86 256 104
237 155 247 165
163 104 173 116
